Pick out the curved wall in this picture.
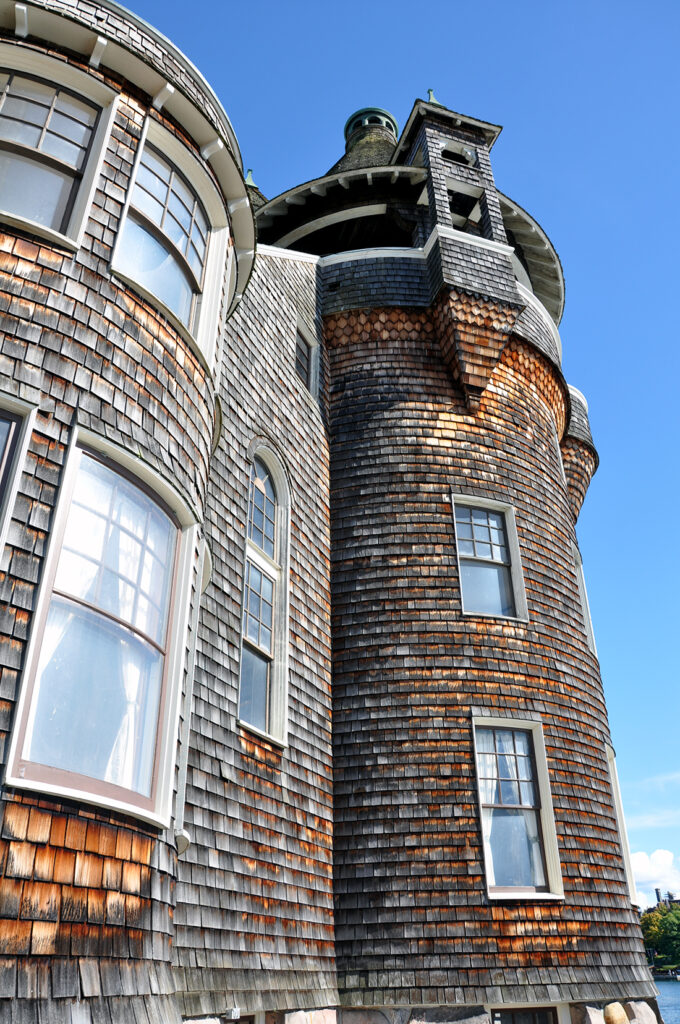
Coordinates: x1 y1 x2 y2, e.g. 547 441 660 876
0 10 236 1019
325 306 652 1007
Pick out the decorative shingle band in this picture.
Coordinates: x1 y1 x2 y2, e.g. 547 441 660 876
434 288 522 410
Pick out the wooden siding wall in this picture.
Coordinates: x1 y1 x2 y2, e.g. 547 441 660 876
0 70 216 1024
325 303 653 1008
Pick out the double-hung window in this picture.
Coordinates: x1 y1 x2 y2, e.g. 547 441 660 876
452 497 527 619
476 725 547 891
295 330 312 388
112 119 231 368
6 446 193 823
238 454 289 742
0 69 99 233
116 143 209 331
473 717 562 899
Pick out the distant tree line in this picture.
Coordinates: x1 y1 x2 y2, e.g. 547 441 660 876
641 904 680 966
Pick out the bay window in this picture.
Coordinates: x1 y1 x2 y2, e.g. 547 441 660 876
112 118 230 369
6 446 194 824
115 143 209 330
0 69 99 233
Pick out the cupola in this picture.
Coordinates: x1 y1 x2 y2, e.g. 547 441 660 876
328 106 399 173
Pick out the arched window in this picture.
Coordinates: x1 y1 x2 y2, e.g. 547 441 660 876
238 451 289 742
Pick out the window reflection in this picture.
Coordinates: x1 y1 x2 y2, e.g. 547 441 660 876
22 451 177 799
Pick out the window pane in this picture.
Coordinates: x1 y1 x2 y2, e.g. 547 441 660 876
483 807 546 888
496 730 514 754
41 132 82 169
500 779 520 803
55 454 175 645
54 92 97 128
0 114 42 147
0 150 72 229
248 459 277 559
239 645 269 733
460 560 515 616
295 332 311 386
25 597 163 796
476 727 494 753
116 215 194 326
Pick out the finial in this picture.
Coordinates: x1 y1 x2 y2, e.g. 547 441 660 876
245 168 257 187
427 89 444 107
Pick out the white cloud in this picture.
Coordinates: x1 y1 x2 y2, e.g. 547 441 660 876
631 849 680 909
628 772 680 791
626 808 680 830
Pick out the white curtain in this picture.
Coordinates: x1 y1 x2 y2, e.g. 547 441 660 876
105 643 142 790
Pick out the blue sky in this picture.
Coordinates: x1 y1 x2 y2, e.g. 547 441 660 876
124 0 679 904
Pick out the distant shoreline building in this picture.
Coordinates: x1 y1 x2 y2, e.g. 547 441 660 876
0 1 660 1022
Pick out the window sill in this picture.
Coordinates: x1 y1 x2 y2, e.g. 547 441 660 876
4 767 167 830
109 266 215 376
0 210 79 252
461 609 529 623
487 890 564 901
237 717 287 750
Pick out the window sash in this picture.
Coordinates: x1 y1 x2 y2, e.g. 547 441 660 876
247 458 277 559
13 448 180 811
0 69 99 232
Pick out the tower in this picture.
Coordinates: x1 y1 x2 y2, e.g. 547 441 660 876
0 2 659 1022
256 99 656 1021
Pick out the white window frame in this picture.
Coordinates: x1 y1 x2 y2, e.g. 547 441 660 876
294 318 320 401
0 393 36 560
472 712 563 900
0 42 118 250
606 744 637 905
573 543 597 656
4 428 198 828
451 493 528 621
110 116 230 373
237 445 290 747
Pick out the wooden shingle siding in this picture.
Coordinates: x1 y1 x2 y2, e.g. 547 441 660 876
172 250 336 1018
0 26 218 1017
325 303 653 1007
0 5 658 1018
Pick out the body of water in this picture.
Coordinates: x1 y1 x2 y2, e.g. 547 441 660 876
656 979 680 1024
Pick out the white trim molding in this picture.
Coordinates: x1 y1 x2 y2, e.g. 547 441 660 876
606 744 638 906
0 392 37 562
